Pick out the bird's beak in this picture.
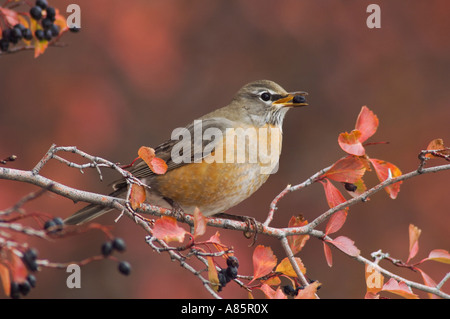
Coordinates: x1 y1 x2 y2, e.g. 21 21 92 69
273 91 308 107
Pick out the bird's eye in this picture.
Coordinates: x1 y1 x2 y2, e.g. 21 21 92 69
260 92 271 102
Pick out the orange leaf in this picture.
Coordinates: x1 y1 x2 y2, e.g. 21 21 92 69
321 156 367 183
365 264 384 295
423 249 450 264
382 278 419 299
275 257 306 277
251 245 277 282
327 236 360 257
259 283 287 299
152 216 187 243
323 242 333 267
355 106 379 143
416 268 439 299
193 207 207 239
295 281 320 299
138 146 168 175
325 210 348 235
407 224 421 263
129 184 146 210
30 18 49 58
0 263 11 297
425 138 449 158
338 130 365 156
369 159 402 199
207 257 220 292
287 215 310 255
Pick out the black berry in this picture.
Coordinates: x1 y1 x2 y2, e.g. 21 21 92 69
44 29 53 41
118 261 131 275
36 0 48 10
10 27 22 42
22 248 38 272
293 95 306 104
0 38 9 52
41 17 53 29
49 24 60 37
112 238 126 252
35 29 45 41
23 28 33 41
344 182 357 192
44 219 56 230
46 6 56 21
18 281 31 296
10 282 20 299
30 6 43 20
226 266 238 280
101 241 113 257
226 256 239 268
26 274 37 288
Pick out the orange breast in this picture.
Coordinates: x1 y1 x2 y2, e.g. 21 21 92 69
153 124 283 216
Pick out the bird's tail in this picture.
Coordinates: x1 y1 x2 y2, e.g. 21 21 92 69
64 189 124 225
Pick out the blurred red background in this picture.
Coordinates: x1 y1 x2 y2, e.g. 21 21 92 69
0 0 449 299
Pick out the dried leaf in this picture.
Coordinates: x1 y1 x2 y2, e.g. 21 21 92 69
152 216 187 243
251 245 277 282
355 106 379 143
295 281 320 299
129 184 146 210
321 155 367 183
275 257 306 277
327 236 360 257
0 263 11 297
382 278 419 299
407 224 421 263
323 242 333 267
138 146 168 175
193 207 207 239
338 129 365 156
425 138 449 158
259 283 287 299
207 257 220 292
369 159 402 199
287 215 310 255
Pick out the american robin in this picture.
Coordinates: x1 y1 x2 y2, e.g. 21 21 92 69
64 80 308 224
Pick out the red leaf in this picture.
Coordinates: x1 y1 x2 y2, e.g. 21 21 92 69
382 278 419 299
0 7 20 26
295 281 320 299
416 268 439 299
259 283 287 299
321 156 367 183
287 215 310 255
152 216 187 243
193 207 207 239
369 159 402 199
355 106 379 143
407 224 421 263
327 236 360 257
338 130 365 156
325 210 348 235
138 146 168 175
323 242 333 267
129 184 146 210
251 245 277 282
421 249 450 264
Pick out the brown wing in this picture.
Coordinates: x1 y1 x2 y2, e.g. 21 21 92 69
112 117 234 190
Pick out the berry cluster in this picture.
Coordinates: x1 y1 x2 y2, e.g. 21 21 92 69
0 0 61 53
43 217 64 233
29 0 60 41
217 256 239 291
9 274 37 299
101 238 131 276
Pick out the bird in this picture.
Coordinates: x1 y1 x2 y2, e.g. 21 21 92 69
64 80 308 225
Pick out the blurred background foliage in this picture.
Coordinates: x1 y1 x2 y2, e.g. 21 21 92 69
0 0 449 298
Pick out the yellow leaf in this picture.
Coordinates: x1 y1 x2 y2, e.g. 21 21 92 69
275 257 306 277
